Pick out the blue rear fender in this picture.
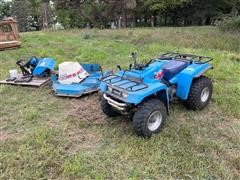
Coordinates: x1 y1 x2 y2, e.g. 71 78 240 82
170 63 212 100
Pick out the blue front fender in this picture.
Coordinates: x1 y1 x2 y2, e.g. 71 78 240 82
101 80 168 105
125 83 168 105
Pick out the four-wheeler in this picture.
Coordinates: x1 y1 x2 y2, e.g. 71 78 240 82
100 52 213 137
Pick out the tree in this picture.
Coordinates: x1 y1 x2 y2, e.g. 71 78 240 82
80 0 108 28
9 0 54 31
143 0 191 25
0 0 12 19
230 0 240 16
53 0 87 28
8 0 238 30
11 0 32 31
100 0 137 28
28 0 54 30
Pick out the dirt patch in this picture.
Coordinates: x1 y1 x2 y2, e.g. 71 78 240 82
65 128 101 155
67 93 107 125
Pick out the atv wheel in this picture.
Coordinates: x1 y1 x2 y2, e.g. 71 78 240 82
133 99 167 138
186 76 213 110
101 97 119 117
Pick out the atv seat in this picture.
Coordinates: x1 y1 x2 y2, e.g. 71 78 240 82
162 60 188 80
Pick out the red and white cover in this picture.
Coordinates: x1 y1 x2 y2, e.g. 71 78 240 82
58 62 89 84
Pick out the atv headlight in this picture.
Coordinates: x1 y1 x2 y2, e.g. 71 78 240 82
122 92 128 99
108 86 113 93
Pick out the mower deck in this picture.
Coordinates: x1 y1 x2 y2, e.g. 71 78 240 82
52 76 100 97
52 63 103 98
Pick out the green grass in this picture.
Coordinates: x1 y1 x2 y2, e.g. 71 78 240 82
0 26 240 179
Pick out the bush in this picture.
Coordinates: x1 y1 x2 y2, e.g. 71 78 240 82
215 15 240 32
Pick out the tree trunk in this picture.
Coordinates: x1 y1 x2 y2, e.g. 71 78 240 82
164 15 167 26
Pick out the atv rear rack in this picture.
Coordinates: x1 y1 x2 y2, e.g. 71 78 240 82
159 52 213 64
102 75 148 92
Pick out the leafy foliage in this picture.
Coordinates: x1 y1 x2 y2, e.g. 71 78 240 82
215 15 240 32
144 0 190 11
11 0 32 32
53 0 239 28
0 0 12 19
2 0 54 31
1 0 239 31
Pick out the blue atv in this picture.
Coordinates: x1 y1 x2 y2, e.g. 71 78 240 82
100 52 213 137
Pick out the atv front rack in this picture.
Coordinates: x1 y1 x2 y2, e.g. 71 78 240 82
159 52 213 64
102 75 148 92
